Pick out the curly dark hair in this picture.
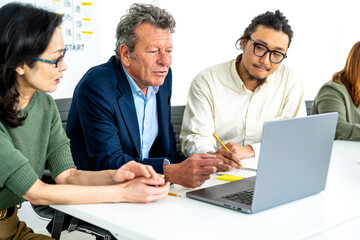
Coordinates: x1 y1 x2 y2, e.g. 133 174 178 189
236 10 293 49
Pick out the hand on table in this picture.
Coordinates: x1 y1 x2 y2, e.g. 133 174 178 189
120 178 170 203
112 161 163 184
209 142 255 172
163 153 223 188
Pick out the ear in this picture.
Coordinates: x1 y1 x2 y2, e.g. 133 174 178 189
15 64 26 76
240 38 247 50
120 44 131 67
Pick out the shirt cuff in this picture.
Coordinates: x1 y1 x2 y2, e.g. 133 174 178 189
5 163 38 198
142 157 169 174
249 142 261 157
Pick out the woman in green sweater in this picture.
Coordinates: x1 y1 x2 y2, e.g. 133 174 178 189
312 42 360 141
0 3 169 239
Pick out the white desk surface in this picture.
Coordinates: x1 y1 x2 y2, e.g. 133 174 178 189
307 216 360 240
52 140 360 240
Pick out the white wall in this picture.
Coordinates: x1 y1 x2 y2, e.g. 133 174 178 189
79 0 360 105
159 0 360 105
1 0 359 104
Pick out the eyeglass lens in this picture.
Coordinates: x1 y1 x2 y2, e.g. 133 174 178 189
56 49 66 68
254 44 284 63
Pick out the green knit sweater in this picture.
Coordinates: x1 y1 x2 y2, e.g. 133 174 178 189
0 91 76 209
312 80 360 140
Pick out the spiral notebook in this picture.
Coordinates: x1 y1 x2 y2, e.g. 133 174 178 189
187 112 338 214
217 157 258 178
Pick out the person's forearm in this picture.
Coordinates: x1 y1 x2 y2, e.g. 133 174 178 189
24 179 124 205
336 122 360 140
57 168 117 186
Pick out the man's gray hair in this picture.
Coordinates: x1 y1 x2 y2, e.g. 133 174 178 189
114 3 176 60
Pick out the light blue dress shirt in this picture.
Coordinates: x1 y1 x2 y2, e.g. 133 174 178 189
122 65 159 160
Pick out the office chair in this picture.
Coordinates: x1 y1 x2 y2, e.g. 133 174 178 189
170 105 186 160
55 97 72 129
31 98 73 222
31 98 116 240
305 100 314 116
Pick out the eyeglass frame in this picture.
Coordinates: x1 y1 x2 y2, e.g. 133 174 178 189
244 37 287 64
32 49 66 68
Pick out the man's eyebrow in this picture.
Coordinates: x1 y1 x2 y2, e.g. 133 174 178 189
255 39 286 52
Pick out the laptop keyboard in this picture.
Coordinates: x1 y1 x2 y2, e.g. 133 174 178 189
222 189 254 205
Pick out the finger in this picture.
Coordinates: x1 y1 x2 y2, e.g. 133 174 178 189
225 142 241 152
113 169 135 182
218 147 240 162
128 161 151 178
213 154 238 169
137 183 169 203
145 182 170 196
136 177 166 186
192 166 218 175
214 152 231 162
216 165 228 172
221 158 240 169
121 169 136 180
186 179 207 188
216 163 233 172
145 185 170 202
194 173 212 182
217 149 241 167
192 153 218 159
216 161 235 171
195 158 224 167
145 165 158 179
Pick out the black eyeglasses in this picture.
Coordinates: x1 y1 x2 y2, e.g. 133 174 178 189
247 38 287 64
33 49 66 68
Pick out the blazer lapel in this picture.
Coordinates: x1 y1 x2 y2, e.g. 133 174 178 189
155 85 169 153
115 62 141 156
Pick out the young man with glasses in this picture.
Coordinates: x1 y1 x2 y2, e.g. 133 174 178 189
180 10 305 172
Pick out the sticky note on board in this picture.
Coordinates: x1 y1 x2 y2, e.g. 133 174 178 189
216 175 244 182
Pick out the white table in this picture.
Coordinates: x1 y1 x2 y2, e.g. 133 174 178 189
51 140 360 240
306 216 360 240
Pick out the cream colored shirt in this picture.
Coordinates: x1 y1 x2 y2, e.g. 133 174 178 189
180 55 305 157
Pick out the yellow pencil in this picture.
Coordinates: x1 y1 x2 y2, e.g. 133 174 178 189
168 192 181 197
213 133 229 151
213 133 242 167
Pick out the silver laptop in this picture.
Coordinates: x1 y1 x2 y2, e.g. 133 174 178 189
186 112 338 214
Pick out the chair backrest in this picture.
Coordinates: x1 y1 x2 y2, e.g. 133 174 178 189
55 98 72 129
170 105 185 153
305 100 314 116
40 97 116 239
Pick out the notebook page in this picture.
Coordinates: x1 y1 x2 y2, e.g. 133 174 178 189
217 157 258 178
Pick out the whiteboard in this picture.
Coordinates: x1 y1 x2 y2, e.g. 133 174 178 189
0 0 101 99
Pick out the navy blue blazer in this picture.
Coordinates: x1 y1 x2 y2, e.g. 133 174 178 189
66 56 178 173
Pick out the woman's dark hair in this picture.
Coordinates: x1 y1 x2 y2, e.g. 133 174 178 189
0 3 63 127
